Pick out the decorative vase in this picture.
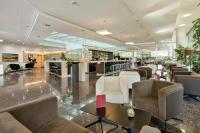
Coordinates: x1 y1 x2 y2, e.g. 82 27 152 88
127 106 135 118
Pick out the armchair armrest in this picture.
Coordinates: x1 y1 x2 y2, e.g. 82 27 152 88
158 84 183 120
120 77 129 103
96 76 105 95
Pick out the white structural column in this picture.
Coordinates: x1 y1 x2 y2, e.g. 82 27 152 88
176 27 187 48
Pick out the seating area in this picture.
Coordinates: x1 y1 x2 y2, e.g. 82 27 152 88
1 0 200 133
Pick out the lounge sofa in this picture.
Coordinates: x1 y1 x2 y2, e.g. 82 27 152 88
0 96 91 133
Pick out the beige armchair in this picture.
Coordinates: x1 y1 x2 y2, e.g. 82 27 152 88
132 80 183 121
96 76 129 104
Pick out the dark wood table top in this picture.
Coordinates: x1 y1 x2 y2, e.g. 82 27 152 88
80 101 152 130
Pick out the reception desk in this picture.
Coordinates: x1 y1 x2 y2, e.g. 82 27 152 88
45 61 68 78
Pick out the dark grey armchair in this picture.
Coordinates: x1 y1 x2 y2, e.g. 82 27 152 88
175 75 200 101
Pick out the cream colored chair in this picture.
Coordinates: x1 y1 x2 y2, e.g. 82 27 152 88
96 76 129 104
119 71 140 89
140 125 161 133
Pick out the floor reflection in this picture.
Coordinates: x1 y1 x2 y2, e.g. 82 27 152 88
0 68 199 132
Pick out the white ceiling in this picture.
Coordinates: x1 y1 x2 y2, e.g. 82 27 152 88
1 0 193 51
176 0 200 31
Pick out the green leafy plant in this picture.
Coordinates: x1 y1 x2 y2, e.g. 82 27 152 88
192 18 200 49
193 61 200 73
185 55 198 66
174 46 185 63
66 58 73 74
66 58 73 66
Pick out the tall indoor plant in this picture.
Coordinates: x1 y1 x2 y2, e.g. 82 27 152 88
66 58 73 74
191 18 200 49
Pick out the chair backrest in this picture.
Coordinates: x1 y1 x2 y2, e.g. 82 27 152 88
104 76 120 91
139 67 152 79
119 71 140 88
1 96 57 132
152 80 173 98
96 76 120 94
175 75 200 95
10 64 20 71
25 63 34 69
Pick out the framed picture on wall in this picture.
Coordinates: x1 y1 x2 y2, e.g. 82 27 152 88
2 53 18 62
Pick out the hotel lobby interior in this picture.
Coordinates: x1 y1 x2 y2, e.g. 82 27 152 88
0 0 200 133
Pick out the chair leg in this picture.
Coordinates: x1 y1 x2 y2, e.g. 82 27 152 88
172 117 183 122
190 95 200 102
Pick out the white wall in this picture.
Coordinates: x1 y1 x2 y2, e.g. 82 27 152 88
0 43 62 62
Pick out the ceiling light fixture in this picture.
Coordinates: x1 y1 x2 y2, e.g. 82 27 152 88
0 39 4 42
182 13 192 18
17 40 20 42
96 30 112 35
125 42 134 45
178 24 186 27
71 1 78 5
44 24 51 27
156 29 172 34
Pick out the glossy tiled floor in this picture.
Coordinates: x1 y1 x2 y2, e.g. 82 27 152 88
0 69 199 133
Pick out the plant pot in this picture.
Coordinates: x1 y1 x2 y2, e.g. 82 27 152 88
184 50 192 56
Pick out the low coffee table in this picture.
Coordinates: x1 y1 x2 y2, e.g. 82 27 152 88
81 101 152 133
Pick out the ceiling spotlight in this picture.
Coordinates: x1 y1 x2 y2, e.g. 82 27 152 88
0 39 4 42
96 30 112 35
44 24 51 27
71 1 78 5
156 29 172 34
182 13 192 18
125 42 134 45
178 24 186 27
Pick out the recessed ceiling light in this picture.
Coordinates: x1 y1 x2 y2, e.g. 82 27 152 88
44 24 51 27
71 1 78 5
17 40 20 42
178 24 186 27
0 39 4 42
125 42 134 45
96 30 112 35
156 29 172 34
182 13 192 18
